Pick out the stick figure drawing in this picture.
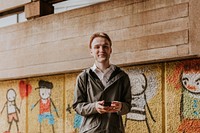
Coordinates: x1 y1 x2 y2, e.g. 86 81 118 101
1 88 21 133
125 72 157 133
31 80 59 133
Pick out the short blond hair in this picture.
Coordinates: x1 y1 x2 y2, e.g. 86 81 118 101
89 32 112 48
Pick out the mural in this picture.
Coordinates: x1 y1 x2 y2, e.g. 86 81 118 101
1 89 21 133
18 80 32 105
1 59 200 132
65 73 80 133
31 80 59 133
126 73 156 133
28 76 64 133
65 103 83 129
0 80 29 133
73 113 83 129
167 59 200 133
124 64 162 133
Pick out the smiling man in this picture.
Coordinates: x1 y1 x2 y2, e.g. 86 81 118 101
73 32 131 133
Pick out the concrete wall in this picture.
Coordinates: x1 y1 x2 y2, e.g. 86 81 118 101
0 0 199 80
1 58 200 133
0 0 31 12
1 0 200 132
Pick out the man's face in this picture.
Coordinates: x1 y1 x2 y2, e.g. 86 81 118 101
90 37 112 63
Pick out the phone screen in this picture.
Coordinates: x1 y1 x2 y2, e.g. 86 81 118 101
104 102 111 106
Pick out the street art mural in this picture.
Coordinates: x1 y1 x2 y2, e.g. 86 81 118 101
0 80 31 133
65 103 83 129
31 80 59 133
18 80 32 107
2 59 200 132
0 77 63 133
1 89 21 133
73 113 83 129
124 64 162 133
28 76 64 133
167 59 200 133
65 73 81 133
126 73 156 133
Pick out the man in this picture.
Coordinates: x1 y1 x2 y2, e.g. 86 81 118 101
73 32 131 133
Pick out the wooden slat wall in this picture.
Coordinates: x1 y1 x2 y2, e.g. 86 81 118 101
0 0 197 80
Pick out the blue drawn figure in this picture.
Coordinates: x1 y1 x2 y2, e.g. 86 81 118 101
125 73 156 133
65 103 83 130
31 80 59 133
178 66 200 132
74 113 83 128
1 88 21 133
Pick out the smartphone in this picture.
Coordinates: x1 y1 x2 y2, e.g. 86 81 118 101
104 101 111 107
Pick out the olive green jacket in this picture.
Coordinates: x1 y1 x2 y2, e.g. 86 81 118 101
73 66 131 133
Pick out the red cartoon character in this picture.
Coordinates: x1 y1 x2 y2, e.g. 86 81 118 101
31 80 59 133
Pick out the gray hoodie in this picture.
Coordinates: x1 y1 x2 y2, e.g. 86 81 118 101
73 66 131 133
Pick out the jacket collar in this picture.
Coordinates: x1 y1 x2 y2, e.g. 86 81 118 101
86 66 125 90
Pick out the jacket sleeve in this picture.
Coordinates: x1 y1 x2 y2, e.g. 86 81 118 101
72 72 98 116
118 73 132 115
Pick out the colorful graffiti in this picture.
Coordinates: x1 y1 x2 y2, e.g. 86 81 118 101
0 80 32 133
18 80 32 109
31 80 59 133
124 65 161 133
1 88 21 133
126 73 156 133
1 59 200 132
167 59 200 133
73 113 83 129
66 103 83 130
18 80 32 100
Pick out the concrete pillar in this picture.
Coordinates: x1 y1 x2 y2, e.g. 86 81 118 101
25 0 54 19
189 0 200 55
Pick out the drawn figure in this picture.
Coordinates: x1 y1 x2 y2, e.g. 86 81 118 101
65 103 83 129
18 80 32 108
1 88 21 133
176 61 200 133
31 80 59 133
126 73 156 133
66 104 72 114
73 113 83 129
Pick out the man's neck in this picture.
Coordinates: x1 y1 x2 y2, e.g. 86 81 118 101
95 61 110 72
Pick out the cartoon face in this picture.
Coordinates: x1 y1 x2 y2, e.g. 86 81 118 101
39 88 51 99
181 72 200 94
130 74 147 95
7 89 16 102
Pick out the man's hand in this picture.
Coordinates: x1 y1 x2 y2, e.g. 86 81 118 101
95 101 109 114
108 101 122 113
95 101 122 114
